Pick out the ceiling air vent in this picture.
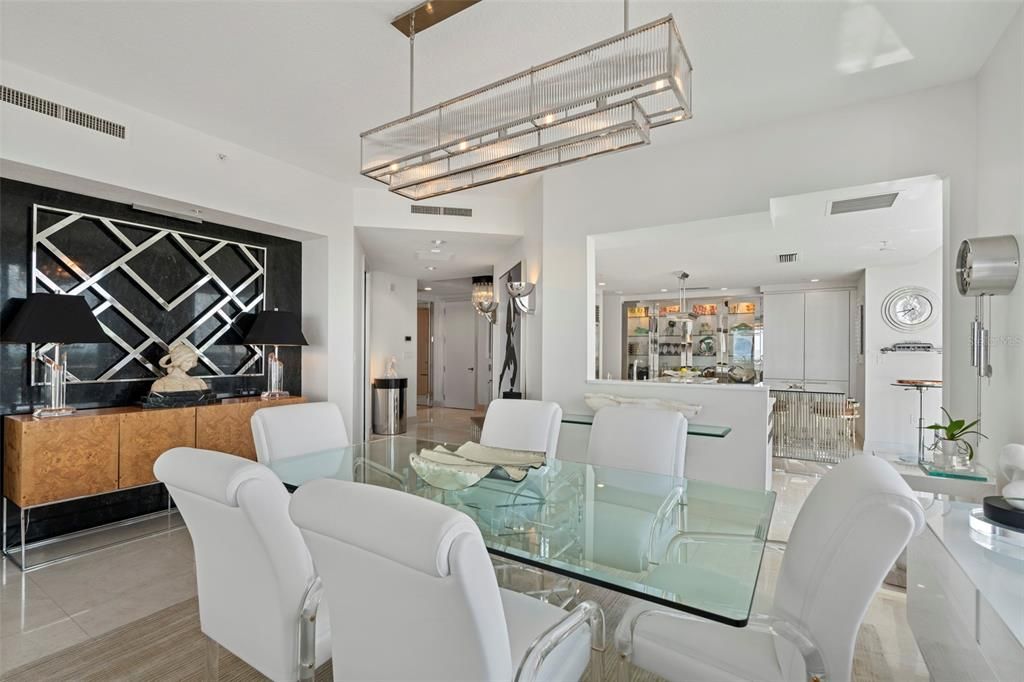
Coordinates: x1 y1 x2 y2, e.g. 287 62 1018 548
410 205 473 217
778 252 799 264
1 85 126 139
829 192 898 215
411 205 442 215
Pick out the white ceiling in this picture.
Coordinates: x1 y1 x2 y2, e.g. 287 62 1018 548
1 1 1019 190
356 225 520 282
595 175 943 294
419 277 473 296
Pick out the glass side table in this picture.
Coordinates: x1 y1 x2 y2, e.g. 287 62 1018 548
872 450 996 502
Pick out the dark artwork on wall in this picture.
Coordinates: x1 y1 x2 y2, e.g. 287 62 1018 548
498 262 523 399
0 178 303 543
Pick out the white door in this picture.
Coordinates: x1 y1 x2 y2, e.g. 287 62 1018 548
443 301 477 409
762 292 806 382
804 289 851 382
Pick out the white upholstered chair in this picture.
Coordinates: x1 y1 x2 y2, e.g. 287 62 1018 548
480 399 563 463
154 448 330 681
615 455 925 682
477 399 574 601
587 406 687 478
251 401 349 465
289 478 605 682
580 406 689 573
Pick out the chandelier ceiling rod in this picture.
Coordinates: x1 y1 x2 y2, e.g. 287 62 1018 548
409 12 415 114
624 0 629 31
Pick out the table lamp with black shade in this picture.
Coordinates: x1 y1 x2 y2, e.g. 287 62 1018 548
2 293 108 417
243 308 307 400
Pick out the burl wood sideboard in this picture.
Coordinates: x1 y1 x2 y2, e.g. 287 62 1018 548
3 396 304 509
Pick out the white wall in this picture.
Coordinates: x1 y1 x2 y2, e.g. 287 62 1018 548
542 80 977 416
853 271 867 441
966 7 1024 475
863 248 944 454
600 292 624 380
353 238 366 440
367 271 418 418
1 61 361 436
475 313 491 406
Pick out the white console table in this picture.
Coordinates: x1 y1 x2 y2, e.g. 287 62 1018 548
907 502 1023 681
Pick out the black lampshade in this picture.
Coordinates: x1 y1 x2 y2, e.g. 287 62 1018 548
2 293 108 344
243 309 308 346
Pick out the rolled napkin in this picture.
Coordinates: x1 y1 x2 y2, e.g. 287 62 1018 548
410 442 546 490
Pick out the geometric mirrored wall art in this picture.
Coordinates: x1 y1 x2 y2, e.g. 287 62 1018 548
30 204 266 385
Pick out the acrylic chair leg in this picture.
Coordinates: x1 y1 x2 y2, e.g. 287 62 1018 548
298 577 322 682
205 637 220 680
616 653 631 682
589 603 606 682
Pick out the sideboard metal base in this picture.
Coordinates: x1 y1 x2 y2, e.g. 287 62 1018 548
2 493 183 572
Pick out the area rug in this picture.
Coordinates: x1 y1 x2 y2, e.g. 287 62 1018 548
3 570 913 682
2 585 646 682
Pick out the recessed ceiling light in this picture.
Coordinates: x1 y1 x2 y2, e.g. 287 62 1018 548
660 288 669 293
430 248 442 253
423 287 433 291
425 266 437 271
810 278 820 283
721 287 728 291
598 282 606 286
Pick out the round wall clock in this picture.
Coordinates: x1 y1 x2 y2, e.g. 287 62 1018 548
882 287 936 332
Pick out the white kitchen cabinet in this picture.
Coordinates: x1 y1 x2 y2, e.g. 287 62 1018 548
762 292 805 381
763 289 851 385
804 290 850 381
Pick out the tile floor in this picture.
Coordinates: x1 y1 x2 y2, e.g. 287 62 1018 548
1 406 929 679
1 522 194 673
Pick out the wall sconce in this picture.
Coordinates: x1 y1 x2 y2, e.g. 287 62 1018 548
507 281 535 314
472 275 498 321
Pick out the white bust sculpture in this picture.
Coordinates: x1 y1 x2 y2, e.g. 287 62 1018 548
151 343 209 393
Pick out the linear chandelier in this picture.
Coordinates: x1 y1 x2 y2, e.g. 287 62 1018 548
360 7 692 201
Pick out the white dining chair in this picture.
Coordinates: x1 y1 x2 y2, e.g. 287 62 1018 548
579 406 689 574
480 398 563 463
251 401 349 465
615 455 924 682
587 406 687 478
478 399 574 603
289 478 605 682
154 447 330 682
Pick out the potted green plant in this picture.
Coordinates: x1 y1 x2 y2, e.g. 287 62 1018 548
925 408 987 470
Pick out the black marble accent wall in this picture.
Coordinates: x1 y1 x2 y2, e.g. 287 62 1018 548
1 178 303 544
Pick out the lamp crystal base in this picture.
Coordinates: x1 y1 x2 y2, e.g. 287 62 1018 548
260 346 289 401
260 390 291 401
32 405 76 418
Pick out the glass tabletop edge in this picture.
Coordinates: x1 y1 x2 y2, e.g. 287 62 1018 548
489 546 751 628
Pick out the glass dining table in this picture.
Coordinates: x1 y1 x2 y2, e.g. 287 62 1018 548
268 435 776 628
